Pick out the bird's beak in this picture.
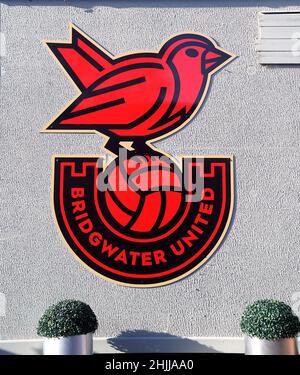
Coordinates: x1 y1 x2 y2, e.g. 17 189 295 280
204 49 233 73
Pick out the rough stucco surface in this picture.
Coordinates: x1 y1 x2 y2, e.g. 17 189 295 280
0 1 300 340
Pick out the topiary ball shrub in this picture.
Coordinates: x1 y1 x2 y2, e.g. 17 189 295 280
37 300 98 338
240 299 300 341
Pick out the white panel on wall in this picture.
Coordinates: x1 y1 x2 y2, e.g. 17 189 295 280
257 11 300 64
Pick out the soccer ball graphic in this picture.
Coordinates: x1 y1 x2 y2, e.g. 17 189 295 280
101 155 184 239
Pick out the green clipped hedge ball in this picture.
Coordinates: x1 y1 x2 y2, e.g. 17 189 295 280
37 300 98 338
240 299 300 340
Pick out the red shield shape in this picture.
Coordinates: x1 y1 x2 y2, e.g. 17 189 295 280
52 156 233 287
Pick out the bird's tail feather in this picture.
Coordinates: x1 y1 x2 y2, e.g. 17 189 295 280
46 26 114 92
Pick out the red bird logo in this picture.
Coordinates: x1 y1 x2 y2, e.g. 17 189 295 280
44 25 235 154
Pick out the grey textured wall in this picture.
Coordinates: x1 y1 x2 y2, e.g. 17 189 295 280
1 1 300 340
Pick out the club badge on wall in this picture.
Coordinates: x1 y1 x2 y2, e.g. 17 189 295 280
42 25 235 287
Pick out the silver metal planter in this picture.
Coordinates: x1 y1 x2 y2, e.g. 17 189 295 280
43 333 93 355
245 336 298 355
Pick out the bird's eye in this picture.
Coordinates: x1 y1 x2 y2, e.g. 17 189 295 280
185 48 199 57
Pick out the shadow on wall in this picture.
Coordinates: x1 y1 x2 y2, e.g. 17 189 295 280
107 330 220 353
0 349 14 355
1 0 300 8
32 347 43 355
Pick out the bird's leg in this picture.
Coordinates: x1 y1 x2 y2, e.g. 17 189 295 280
132 140 162 157
103 138 124 156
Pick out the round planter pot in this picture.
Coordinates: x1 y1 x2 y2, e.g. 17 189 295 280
245 336 298 355
43 333 93 355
